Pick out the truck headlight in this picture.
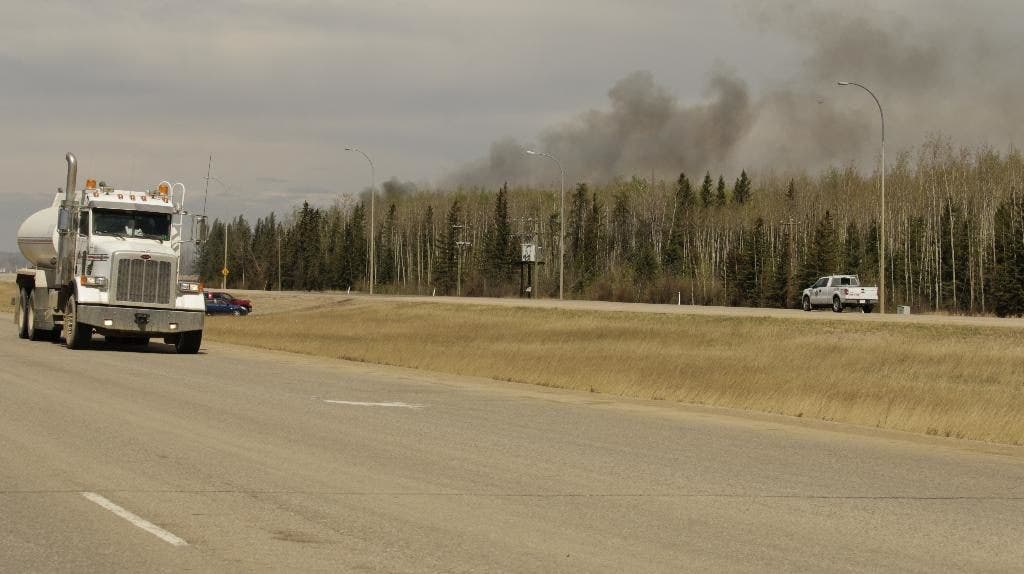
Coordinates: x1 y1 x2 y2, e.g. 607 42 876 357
178 281 202 293
80 275 108 288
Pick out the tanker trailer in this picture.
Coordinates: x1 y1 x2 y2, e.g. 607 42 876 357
14 153 208 353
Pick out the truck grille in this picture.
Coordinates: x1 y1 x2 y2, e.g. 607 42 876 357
114 257 173 305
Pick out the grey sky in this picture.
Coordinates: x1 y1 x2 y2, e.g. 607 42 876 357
2 1 1022 251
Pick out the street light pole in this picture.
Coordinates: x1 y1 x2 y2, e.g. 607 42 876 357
525 149 565 300
345 147 375 294
838 81 886 314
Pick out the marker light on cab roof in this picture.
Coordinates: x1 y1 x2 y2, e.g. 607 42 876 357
158 182 170 196
86 179 97 190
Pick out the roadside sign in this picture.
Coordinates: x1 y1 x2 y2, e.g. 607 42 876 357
221 267 230 277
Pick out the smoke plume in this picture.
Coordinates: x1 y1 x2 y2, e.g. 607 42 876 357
450 1 1024 186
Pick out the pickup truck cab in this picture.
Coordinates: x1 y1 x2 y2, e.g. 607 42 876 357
802 275 878 313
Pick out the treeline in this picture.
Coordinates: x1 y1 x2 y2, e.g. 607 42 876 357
195 139 1024 316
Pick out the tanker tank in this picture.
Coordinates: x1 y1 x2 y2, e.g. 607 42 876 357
16 198 61 269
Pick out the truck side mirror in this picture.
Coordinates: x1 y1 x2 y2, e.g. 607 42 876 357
57 207 70 232
194 215 209 244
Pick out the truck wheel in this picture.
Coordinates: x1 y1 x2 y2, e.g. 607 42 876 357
63 295 91 349
862 305 873 314
175 331 202 354
832 296 844 313
802 296 812 311
127 337 150 347
16 289 29 339
26 291 48 341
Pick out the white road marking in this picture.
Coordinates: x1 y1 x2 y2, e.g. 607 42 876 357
81 492 188 547
322 399 425 409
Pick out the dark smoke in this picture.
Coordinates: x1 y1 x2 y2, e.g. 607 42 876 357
450 1 1024 186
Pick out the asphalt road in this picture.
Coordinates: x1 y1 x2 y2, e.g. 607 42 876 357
2 319 1023 572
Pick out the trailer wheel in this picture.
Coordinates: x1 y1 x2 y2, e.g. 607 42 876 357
15 289 29 339
832 296 844 313
174 331 202 354
63 295 91 349
26 291 48 341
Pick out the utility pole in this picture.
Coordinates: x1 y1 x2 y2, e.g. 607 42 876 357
345 147 375 294
781 217 801 306
277 232 282 292
202 155 212 217
453 223 471 297
222 222 228 290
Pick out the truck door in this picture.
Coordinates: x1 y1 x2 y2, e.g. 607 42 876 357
811 277 828 305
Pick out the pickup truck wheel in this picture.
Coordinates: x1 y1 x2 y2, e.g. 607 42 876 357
175 331 202 354
802 296 812 311
63 295 91 349
832 296 844 313
862 305 873 314
15 289 29 339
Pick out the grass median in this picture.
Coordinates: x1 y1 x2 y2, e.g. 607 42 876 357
1 281 16 313
205 298 1024 446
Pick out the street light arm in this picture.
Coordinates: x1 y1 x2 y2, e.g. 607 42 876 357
838 82 884 143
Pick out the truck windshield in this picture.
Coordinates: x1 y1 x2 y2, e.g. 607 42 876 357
93 209 171 241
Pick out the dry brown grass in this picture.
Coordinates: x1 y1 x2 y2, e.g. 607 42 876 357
0 280 16 313
206 298 1024 446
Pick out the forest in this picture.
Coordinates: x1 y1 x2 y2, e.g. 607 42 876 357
194 138 1024 317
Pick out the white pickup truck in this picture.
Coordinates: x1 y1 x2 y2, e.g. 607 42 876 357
801 275 878 313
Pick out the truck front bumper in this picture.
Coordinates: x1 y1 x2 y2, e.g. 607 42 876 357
77 305 204 335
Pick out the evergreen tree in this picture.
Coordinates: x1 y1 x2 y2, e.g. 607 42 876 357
805 210 839 283
610 191 632 265
437 198 462 295
771 225 793 308
576 192 604 292
715 175 727 206
785 179 796 202
845 221 862 276
631 220 658 296
663 172 692 275
376 203 397 285
863 219 880 286
699 172 713 208
736 218 766 306
992 199 1024 317
568 183 590 274
482 183 515 291
733 170 752 204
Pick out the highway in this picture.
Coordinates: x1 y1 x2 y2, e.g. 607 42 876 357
1 318 1023 572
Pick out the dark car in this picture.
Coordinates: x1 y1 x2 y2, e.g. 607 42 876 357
205 291 253 312
205 297 249 316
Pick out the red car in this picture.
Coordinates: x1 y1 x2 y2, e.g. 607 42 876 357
205 291 253 312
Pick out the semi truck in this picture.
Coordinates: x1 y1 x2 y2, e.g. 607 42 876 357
13 153 208 352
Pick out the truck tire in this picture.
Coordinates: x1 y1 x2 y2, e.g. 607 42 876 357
63 295 91 349
832 296 844 313
175 331 202 354
26 291 47 341
802 296 812 311
15 289 28 339
862 305 873 314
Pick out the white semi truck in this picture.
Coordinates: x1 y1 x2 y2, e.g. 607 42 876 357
13 153 208 352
